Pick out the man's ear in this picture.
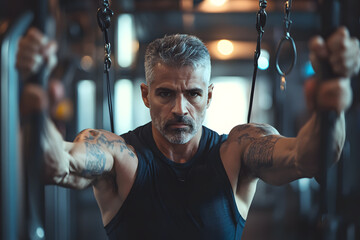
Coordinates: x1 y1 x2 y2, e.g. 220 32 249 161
207 83 214 109
140 83 150 108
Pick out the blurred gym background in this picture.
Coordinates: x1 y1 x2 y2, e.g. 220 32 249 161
1 0 359 239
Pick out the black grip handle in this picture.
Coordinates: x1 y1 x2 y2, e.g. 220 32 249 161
24 0 48 239
317 1 341 240
318 0 340 202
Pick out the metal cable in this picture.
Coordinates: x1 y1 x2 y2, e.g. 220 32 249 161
248 0 267 123
97 0 114 133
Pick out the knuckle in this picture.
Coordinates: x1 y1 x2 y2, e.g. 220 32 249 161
337 40 346 51
336 27 348 39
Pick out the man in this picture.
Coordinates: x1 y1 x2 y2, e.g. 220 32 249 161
18 27 359 239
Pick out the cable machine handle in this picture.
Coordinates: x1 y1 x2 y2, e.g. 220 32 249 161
317 1 341 240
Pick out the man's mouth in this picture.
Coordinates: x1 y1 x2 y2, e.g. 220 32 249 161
168 123 189 128
164 115 194 131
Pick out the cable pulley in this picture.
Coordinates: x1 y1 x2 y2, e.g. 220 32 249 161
248 0 267 123
97 0 115 133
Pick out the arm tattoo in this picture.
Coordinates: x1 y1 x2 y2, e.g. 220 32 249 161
82 142 107 176
232 124 281 172
81 130 135 176
234 124 251 133
246 135 280 169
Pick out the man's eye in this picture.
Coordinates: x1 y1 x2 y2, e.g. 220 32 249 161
159 92 172 97
188 92 200 97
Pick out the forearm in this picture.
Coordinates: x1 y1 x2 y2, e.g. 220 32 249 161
295 112 346 178
42 118 71 184
241 112 345 185
42 120 110 189
51 172 93 190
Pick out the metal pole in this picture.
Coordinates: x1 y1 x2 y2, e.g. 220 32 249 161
23 0 49 239
317 1 341 239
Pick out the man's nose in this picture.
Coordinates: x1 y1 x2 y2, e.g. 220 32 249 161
172 95 188 116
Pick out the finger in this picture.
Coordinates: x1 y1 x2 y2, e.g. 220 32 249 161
20 84 49 116
304 77 317 111
330 57 357 77
18 44 43 62
17 36 48 69
309 36 328 59
48 79 65 104
20 28 49 56
16 54 44 78
26 27 49 46
18 37 42 55
309 52 321 74
316 78 352 113
329 37 360 77
351 38 360 75
327 26 350 53
43 40 58 56
42 40 58 74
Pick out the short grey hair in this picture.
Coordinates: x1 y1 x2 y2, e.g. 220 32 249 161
144 34 211 84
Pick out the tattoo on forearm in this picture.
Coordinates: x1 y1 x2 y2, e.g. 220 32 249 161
81 130 135 176
246 135 280 169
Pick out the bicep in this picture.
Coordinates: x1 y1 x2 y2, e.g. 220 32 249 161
244 136 301 185
243 135 281 170
230 123 301 185
69 131 115 178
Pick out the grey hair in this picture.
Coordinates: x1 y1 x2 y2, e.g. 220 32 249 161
144 34 211 84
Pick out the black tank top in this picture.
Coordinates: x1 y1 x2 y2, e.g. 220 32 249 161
105 122 246 240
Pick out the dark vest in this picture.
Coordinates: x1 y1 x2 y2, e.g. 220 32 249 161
105 123 245 240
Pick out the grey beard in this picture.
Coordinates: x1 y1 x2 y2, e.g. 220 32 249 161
158 115 197 144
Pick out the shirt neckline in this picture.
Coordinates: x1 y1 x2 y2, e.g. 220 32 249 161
144 122 207 169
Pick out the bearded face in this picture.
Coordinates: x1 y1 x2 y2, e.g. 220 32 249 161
152 108 205 144
141 64 212 145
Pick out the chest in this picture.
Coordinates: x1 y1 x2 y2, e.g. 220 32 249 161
116 158 242 239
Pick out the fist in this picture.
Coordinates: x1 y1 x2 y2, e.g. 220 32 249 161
20 84 48 116
304 77 352 114
16 27 58 80
309 27 360 78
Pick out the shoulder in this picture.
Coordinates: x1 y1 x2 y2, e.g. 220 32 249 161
74 128 126 144
72 128 134 161
227 123 280 142
221 123 281 157
202 125 227 146
121 122 151 146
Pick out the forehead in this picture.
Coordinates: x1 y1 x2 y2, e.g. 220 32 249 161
150 63 209 89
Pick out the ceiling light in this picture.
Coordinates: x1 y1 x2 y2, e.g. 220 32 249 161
209 0 227 7
217 39 234 56
258 49 269 70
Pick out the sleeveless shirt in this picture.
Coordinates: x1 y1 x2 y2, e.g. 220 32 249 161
105 122 246 239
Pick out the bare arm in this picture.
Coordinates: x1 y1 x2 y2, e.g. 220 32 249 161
236 27 357 185
227 123 294 186
42 118 132 189
234 111 345 186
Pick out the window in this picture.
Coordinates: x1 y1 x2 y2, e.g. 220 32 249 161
77 80 96 131
204 76 249 134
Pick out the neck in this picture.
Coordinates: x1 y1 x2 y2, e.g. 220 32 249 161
152 125 202 164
